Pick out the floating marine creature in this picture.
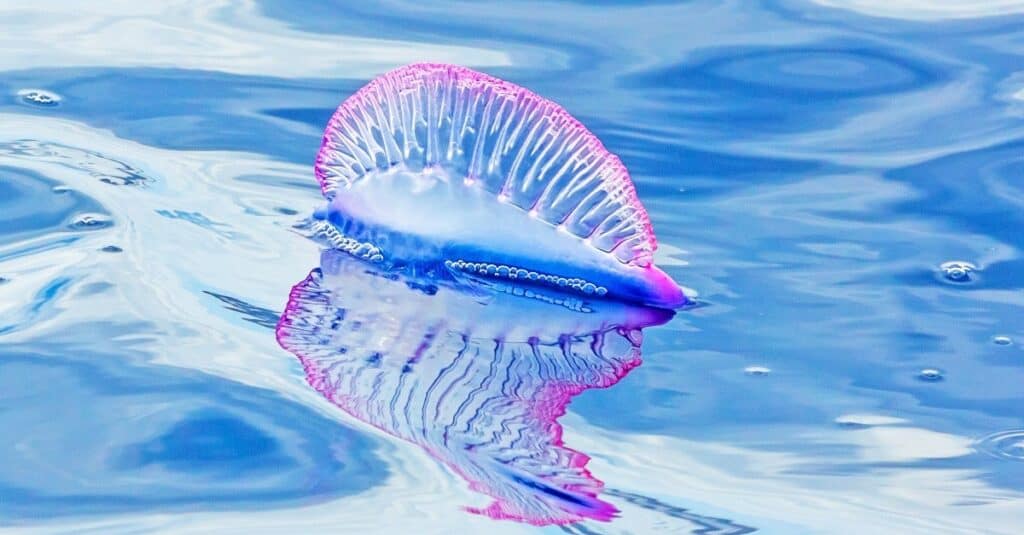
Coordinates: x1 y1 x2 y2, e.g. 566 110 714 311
312 63 686 309
276 63 689 525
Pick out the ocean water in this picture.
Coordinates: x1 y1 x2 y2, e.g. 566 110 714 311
2 1 1024 533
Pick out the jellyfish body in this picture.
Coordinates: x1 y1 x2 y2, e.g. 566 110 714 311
314 63 686 309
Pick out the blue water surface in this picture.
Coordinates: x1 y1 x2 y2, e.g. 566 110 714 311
1 1 1023 533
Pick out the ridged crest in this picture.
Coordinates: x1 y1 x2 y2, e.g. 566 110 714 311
315 63 657 267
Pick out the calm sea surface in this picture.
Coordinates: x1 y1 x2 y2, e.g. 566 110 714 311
2 1 1024 533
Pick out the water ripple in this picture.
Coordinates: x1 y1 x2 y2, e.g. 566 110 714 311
0 139 151 186
976 430 1024 462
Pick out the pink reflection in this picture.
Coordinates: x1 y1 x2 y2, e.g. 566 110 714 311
276 250 671 525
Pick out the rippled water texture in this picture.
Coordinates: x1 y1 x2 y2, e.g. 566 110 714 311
2 1 1024 533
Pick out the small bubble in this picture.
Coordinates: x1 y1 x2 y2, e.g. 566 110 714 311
917 368 944 382
17 88 62 107
69 213 113 230
744 366 771 376
52 185 72 194
938 260 977 284
993 335 1012 346
100 245 123 253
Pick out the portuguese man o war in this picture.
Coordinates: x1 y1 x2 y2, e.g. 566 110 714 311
276 63 688 525
312 63 686 309
276 250 673 525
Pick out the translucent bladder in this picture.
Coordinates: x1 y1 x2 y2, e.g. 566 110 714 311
313 63 686 309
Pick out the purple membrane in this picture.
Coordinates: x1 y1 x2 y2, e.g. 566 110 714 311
313 63 686 309
276 250 672 525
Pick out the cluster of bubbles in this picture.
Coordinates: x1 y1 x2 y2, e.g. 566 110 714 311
315 221 383 262
444 259 609 296
928 259 1019 385
17 88 62 107
488 280 591 312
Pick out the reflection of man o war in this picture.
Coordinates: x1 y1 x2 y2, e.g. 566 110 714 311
312 63 686 309
276 250 674 525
